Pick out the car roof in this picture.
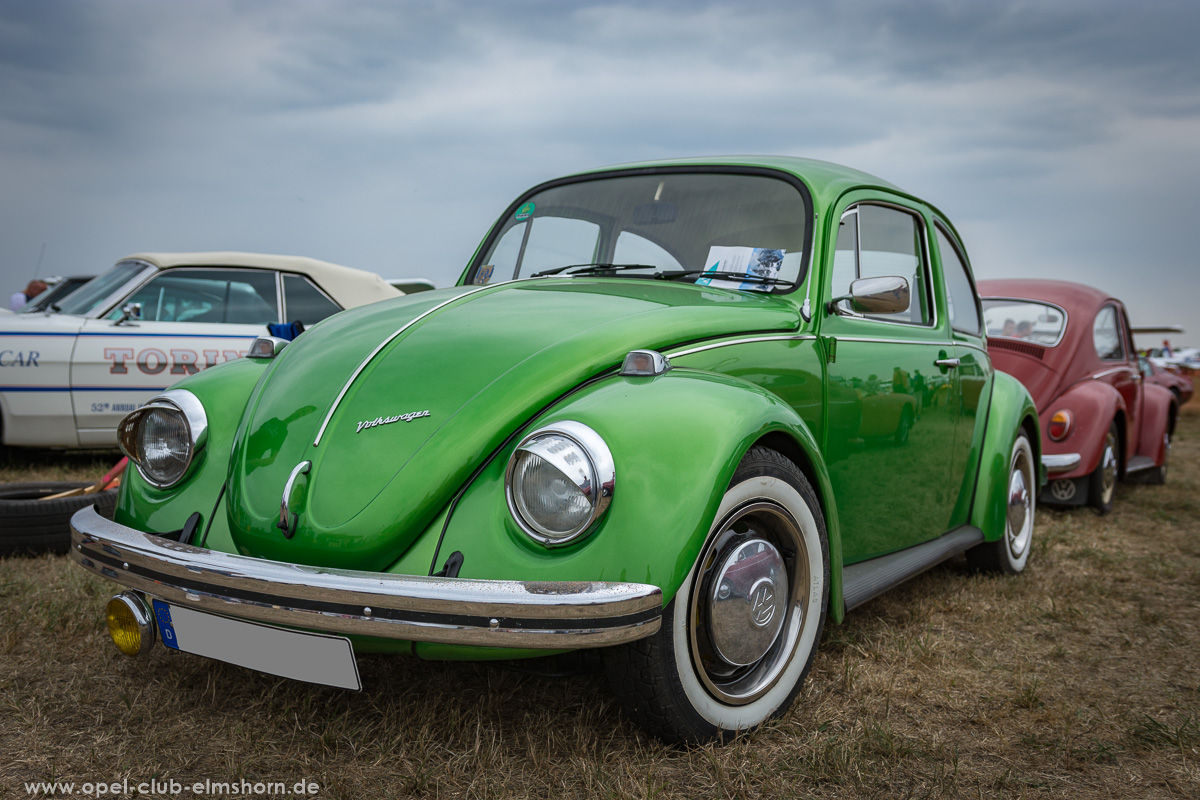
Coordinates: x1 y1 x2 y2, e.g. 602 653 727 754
976 278 1117 311
569 155 910 211
123 251 402 309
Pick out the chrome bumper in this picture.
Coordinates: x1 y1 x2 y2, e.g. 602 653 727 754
1042 453 1081 474
70 506 662 649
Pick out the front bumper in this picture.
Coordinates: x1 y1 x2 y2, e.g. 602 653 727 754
70 506 662 649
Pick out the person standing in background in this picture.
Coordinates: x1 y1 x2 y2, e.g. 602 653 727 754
9 279 47 311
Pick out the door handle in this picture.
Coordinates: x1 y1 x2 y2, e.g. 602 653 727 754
934 357 961 369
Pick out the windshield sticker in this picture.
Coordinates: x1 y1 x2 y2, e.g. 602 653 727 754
356 409 430 434
696 246 786 292
514 202 535 221
475 264 494 285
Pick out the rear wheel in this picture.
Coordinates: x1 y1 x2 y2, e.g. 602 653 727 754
967 432 1035 574
1087 423 1118 514
605 447 828 743
1143 430 1170 486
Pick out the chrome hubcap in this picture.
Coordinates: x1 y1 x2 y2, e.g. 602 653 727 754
1007 444 1034 559
1100 432 1117 503
707 539 787 666
690 501 807 705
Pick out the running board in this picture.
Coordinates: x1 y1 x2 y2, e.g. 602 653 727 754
1125 455 1156 474
842 526 985 612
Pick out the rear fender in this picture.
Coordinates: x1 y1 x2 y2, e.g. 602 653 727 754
429 368 840 614
970 371 1040 542
1041 380 1124 479
1136 383 1176 464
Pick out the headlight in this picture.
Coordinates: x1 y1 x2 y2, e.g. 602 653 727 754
117 390 208 488
505 421 614 547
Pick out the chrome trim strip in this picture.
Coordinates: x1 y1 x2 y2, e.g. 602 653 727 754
1092 366 1137 380
312 284 496 446
668 335 817 359
828 336 962 348
71 506 661 648
1042 453 1081 474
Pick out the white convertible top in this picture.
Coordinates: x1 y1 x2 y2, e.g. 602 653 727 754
124 251 404 309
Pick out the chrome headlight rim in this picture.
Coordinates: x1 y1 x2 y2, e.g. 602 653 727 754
117 389 208 489
504 420 615 548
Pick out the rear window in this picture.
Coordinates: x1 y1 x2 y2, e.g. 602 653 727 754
981 299 1066 345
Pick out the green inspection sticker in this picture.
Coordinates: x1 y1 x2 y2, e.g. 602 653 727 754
515 201 535 221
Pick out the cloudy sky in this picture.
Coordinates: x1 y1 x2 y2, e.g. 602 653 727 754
2 0 1197 345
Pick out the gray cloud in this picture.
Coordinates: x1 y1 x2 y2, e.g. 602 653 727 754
1 0 1197 338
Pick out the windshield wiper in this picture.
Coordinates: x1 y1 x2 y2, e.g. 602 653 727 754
663 270 795 287
530 263 659 278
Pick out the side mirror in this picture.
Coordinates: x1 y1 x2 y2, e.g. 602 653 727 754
115 302 142 326
828 276 910 316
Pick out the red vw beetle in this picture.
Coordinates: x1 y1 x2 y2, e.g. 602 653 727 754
978 280 1177 513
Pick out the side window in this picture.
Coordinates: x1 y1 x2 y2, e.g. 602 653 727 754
613 231 681 271
282 274 341 325
935 225 981 335
112 269 278 324
478 217 601 282
1093 305 1125 360
834 204 931 325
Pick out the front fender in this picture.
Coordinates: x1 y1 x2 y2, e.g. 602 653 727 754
428 368 837 612
113 355 271 546
1042 380 1124 479
970 371 1040 542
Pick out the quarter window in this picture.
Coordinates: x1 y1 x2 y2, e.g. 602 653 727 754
282 274 341 325
1093 305 1125 360
935 226 981 335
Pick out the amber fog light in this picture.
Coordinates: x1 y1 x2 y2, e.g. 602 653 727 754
106 592 155 657
1048 410 1072 441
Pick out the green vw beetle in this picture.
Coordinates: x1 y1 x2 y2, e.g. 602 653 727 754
71 157 1040 742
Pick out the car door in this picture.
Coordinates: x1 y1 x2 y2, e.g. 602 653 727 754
1092 302 1142 462
821 199 969 563
70 268 280 445
932 222 993 521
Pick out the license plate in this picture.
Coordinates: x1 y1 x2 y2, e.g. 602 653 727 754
151 599 361 690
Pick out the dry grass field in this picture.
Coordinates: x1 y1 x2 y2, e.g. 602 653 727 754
1 409 1197 799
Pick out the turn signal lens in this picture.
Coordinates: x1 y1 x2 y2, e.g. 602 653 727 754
1048 410 1072 441
105 593 155 657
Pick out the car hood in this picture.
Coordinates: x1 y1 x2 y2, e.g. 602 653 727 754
225 279 800 570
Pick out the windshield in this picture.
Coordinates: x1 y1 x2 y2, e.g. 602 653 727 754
981 298 1066 345
466 170 811 293
55 260 151 316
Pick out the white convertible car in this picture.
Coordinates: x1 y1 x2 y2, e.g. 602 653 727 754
0 252 401 448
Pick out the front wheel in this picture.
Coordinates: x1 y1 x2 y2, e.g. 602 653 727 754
605 447 829 743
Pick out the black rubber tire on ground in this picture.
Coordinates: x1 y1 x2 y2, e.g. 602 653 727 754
1087 423 1119 515
0 482 117 556
604 447 829 743
967 431 1035 574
